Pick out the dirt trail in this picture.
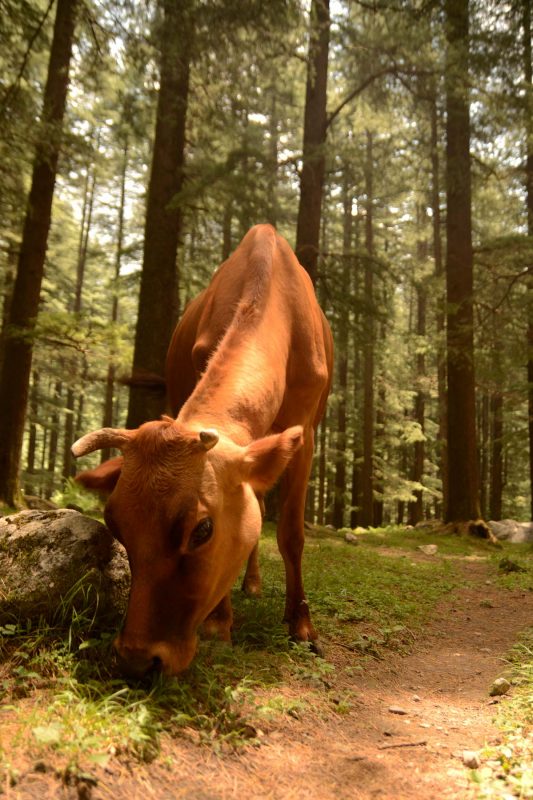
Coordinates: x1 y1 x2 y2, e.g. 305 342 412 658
9 558 533 800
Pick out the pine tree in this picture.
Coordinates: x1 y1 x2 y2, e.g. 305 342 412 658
0 0 79 506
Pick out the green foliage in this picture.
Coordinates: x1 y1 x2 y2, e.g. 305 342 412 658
51 477 103 514
475 629 533 797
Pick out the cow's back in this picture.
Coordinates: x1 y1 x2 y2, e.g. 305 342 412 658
165 225 333 434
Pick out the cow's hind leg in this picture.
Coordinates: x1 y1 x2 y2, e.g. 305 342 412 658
276 432 319 649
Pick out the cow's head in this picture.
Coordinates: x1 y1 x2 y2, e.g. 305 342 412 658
72 417 303 677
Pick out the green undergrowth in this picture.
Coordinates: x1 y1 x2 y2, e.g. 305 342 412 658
0 523 520 787
474 629 533 798
342 523 502 557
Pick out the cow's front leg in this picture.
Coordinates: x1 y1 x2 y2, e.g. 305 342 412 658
242 542 262 596
241 492 264 596
202 594 233 641
277 432 319 647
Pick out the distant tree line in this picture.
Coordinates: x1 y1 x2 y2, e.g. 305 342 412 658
0 0 531 524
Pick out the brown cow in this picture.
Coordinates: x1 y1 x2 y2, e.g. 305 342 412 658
73 225 333 677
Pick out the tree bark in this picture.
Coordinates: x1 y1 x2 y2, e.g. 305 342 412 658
444 0 480 522
0 0 78 506
26 371 40 496
102 137 129 462
295 0 330 285
479 391 490 518
429 89 448 518
267 91 279 228
361 130 375 527
47 380 62 497
350 212 363 528
408 231 428 526
126 0 192 428
62 143 97 481
373 380 385 527
332 182 352 529
0 240 16 375
317 416 327 526
523 0 533 520
489 390 503 520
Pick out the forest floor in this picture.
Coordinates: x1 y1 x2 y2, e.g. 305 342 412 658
1 526 533 799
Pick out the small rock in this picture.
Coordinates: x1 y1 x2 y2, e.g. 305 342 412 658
344 532 359 545
388 706 408 715
417 544 438 556
412 695 421 702
462 750 481 769
489 678 511 697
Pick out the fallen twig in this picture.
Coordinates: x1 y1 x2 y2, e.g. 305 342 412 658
378 739 427 750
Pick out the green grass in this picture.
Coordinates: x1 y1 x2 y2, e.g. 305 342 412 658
474 629 533 798
348 523 502 557
1 522 529 785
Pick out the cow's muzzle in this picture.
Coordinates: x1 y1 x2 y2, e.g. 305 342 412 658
113 634 198 678
113 640 163 679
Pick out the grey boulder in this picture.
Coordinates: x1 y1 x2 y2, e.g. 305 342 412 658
0 509 129 623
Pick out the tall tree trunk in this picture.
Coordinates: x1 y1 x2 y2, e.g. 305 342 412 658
361 130 375 527
430 66 448 520
102 137 129 463
479 391 490 518
126 0 192 428
47 380 62 497
0 0 78 506
373 382 385 526
332 179 353 528
489 390 503 520
221 202 233 262
444 0 480 522
295 0 330 285
350 212 363 528
0 240 16 374
63 147 97 481
523 0 533 520
397 435 409 524
267 92 279 227
408 232 428 526
26 371 40 496
317 416 327 526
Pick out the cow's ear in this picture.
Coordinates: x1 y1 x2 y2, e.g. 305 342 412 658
241 426 304 492
75 456 123 496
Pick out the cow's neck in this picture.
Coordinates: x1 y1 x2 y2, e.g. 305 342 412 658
178 303 287 446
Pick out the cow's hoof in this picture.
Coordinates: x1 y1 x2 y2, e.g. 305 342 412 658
201 618 232 642
308 637 324 658
241 577 262 597
290 635 325 658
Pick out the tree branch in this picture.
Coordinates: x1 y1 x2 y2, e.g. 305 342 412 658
0 0 56 118
326 66 394 129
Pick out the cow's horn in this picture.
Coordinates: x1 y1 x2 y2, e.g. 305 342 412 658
199 429 219 451
71 428 134 458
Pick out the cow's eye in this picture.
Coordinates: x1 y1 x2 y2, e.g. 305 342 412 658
190 517 213 548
